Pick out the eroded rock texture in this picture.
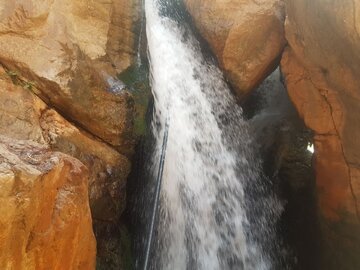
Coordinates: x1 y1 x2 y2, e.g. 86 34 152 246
281 0 360 268
0 136 96 270
0 66 131 224
0 0 141 266
184 0 286 97
0 0 139 147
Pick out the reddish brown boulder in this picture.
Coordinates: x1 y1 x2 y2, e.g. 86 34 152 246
40 109 131 222
0 136 96 270
184 0 286 97
0 65 131 223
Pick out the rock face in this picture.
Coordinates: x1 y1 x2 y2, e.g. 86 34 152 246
281 0 360 268
0 67 46 144
0 0 139 147
0 65 131 223
184 0 286 97
0 0 139 268
40 110 132 222
0 136 96 270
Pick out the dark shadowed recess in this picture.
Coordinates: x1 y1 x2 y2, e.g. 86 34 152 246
242 71 321 270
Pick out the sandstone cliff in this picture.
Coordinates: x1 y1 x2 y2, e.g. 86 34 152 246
281 0 360 268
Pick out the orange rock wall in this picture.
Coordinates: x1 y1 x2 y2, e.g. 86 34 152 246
0 136 96 270
281 0 360 267
281 0 360 225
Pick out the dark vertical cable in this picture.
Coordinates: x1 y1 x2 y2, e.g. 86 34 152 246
143 118 170 270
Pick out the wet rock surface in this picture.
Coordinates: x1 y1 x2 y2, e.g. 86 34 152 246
281 0 360 268
243 70 319 270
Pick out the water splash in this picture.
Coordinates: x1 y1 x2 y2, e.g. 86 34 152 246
144 0 282 269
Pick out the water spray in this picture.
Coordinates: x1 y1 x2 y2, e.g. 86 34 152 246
143 118 170 270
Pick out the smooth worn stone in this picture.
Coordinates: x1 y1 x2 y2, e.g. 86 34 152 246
0 0 139 147
0 136 96 270
184 0 286 98
0 65 132 223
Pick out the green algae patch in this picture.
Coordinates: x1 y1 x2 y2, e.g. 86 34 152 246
95 222 135 270
118 63 151 137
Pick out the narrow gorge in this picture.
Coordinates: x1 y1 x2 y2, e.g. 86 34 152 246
0 0 359 270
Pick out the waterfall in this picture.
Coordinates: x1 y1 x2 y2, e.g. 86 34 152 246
143 0 282 269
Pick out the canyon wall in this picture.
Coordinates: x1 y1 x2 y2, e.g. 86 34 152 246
0 0 140 148
0 136 96 270
184 0 286 98
281 0 360 268
0 0 141 268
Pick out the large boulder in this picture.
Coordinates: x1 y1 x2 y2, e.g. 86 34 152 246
0 65 131 223
40 109 131 222
184 0 286 98
0 0 140 147
0 136 96 270
281 0 360 268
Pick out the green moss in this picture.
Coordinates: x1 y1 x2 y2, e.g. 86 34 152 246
119 224 134 270
95 223 135 270
6 70 20 85
5 69 37 91
23 81 36 91
118 63 152 137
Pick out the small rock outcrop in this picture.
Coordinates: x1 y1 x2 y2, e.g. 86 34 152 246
281 0 360 268
0 136 96 270
184 0 286 97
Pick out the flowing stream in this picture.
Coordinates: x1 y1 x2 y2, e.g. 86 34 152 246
142 0 282 269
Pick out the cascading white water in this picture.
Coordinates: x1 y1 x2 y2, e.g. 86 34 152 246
144 0 282 269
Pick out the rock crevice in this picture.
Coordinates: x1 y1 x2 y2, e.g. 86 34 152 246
308 75 360 223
